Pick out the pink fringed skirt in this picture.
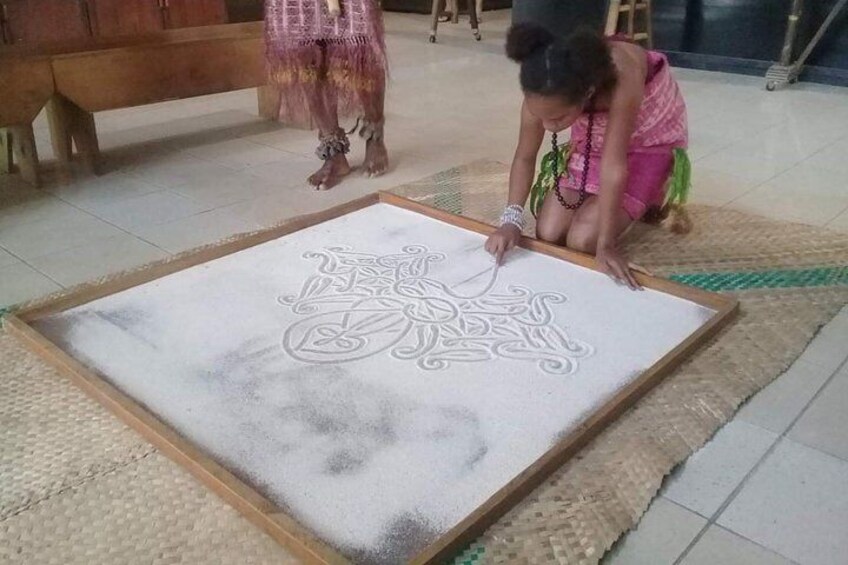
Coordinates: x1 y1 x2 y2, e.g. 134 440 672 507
264 0 387 125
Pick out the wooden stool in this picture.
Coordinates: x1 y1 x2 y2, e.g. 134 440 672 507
429 0 481 43
605 0 653 48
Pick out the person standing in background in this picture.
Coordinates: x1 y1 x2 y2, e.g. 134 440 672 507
265 0 389 190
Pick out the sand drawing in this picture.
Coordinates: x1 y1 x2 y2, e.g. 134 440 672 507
279 245 595 375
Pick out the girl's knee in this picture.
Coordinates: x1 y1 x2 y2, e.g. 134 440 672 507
566 226 598 254
536 221 568 245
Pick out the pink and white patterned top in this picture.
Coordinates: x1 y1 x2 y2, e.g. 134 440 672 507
265 0 382 45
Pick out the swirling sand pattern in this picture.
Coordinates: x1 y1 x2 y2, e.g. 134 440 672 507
279 246 594 375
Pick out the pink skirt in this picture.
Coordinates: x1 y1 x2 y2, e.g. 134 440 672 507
559 149 674 220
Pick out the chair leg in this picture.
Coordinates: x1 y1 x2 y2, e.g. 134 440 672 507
448 0 459 23
429 0 443 42
468 0 480 40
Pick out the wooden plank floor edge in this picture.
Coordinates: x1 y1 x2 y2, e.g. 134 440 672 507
8 190 738 564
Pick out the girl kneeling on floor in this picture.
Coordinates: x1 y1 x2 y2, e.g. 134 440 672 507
486 24 692 289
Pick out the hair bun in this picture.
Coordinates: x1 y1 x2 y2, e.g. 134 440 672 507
505 23 556 62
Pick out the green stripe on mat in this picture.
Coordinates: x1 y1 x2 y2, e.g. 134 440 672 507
670 266 848 292
452 545 486 565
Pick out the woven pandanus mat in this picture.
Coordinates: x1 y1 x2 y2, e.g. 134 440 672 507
2 160 847 564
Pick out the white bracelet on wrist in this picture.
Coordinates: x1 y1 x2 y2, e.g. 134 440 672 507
499 204 526 231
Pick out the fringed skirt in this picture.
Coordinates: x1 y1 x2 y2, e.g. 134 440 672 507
264 0 387 126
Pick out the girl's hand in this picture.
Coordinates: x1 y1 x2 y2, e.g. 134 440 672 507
485 224 522 265
596 243 642 290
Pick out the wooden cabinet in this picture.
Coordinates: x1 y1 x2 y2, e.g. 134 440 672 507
1 0 91 45
164 0 227 29
88 0 163 38
0 0 229 45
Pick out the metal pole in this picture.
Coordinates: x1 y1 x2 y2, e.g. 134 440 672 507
793 0 848 70
778 0 803 66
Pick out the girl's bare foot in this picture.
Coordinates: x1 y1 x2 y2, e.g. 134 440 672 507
364 138 388 178
308 154 351 190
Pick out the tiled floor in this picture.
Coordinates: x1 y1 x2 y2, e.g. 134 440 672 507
2 10 847 564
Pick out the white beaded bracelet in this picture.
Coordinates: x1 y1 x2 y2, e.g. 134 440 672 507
499 204 526 231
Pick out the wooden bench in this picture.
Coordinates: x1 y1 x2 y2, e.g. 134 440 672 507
1 22 276 184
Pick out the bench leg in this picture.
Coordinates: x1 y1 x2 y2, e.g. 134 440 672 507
257 85 280 120
0 129 12 176
73 106 100 175
47 97 74 163
0 125 40 187
47 95 101 175
12 125 40 186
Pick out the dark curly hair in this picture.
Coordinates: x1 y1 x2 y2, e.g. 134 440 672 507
506 24 617 105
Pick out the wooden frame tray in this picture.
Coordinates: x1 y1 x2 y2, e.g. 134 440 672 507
5 192 738 564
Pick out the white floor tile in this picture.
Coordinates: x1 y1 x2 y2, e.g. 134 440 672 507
681 526 795 565
795 317 848 375
689 167 760 207
0 209 126 260
662 420 778 517
44 172 162 211
0 261 61 307
185 138 291 170
718 439 848 565
788 365 848 461
0 246 19 269
732 163 848 226
603 498 706 565
241 128 321 158
242 155 326 188
169 171 282 209
828 209 848 233
127 152 238 189
805 137 848 177
132 205 262 254
86 190 212 232
27 234 169 287
737 359 835 434
696 149 790 188
718 124 844 167
0 192 84 231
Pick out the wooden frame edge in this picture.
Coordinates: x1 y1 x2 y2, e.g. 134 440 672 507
7 190 739 564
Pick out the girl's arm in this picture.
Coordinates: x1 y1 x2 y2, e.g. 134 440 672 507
485 101 544 264
597 52 644 250
595 49 645 287
508 100 545 206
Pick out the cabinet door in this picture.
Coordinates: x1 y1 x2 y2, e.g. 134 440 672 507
88 0 163 38
163 0 227 29
2 0 92 45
